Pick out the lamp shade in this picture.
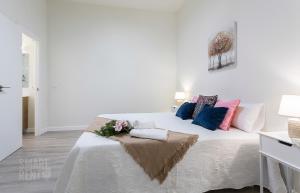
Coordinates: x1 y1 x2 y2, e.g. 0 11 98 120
278 95 300 118
174 92 185 100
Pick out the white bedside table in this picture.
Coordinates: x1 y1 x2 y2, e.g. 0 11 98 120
259 131 300 193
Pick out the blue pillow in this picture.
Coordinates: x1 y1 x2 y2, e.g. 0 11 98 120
176 102 196 120
192 105 228 130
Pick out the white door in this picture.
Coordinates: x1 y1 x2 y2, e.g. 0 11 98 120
0 13 22 161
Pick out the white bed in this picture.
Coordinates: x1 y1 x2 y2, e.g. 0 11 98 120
54 112 263 193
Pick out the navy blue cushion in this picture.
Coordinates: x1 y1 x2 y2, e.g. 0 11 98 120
176 102 196 120
192 105 228 130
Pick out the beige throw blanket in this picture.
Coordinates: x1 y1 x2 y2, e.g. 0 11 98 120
86 117 199 184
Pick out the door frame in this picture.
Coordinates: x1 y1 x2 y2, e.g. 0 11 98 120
21 29 41 136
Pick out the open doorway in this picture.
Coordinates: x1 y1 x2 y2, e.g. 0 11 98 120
21 33 39 136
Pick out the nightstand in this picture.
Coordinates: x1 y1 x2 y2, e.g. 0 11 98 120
259 131 300 193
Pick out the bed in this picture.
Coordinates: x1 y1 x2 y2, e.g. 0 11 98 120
54 112 265 193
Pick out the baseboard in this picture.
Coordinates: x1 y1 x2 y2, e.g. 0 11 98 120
27 128 35 133
47 125 88 132
0 143 22 162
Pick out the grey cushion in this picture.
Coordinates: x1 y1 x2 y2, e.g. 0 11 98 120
192 95 218 119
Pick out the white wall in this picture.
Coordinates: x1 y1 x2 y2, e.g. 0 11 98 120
177 0 300 131
47 0 176 129
0 0 48 135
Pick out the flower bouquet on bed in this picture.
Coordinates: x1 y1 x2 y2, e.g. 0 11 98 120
94 120 133 137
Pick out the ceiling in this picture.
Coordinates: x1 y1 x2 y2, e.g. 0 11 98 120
65 0 185 13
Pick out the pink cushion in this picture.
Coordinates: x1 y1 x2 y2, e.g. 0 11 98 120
191 96 199 103
215 99 240 131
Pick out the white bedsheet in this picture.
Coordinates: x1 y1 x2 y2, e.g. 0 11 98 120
54 112 279 193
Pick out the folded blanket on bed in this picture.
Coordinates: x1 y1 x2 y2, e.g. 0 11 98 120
85 117 111 132
129 129 168 141
86 117 199 184
111 131 198 184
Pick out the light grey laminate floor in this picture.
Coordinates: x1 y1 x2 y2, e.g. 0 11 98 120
0 131 267 193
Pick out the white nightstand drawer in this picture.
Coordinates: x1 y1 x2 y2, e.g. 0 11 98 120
260 135 300 169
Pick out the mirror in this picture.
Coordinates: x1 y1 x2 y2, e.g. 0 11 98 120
22 53 29 88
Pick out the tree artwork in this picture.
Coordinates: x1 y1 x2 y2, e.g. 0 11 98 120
208 23 236 71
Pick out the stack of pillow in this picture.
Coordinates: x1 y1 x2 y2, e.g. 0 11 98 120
176 95 240 131
176 95 265 132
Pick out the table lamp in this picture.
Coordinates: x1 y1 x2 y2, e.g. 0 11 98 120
174 92 186 106
278 95 300 139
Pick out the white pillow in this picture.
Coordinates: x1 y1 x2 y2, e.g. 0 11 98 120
232 103 265 133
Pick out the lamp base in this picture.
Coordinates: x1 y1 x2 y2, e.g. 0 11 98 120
175 100 184 106
288 118 300 139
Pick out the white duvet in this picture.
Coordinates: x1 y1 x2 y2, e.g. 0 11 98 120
54 112 283 193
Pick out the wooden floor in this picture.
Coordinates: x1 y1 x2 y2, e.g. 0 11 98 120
0 131 264 193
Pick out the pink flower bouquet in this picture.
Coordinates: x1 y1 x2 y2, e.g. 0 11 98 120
94 120 133 137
